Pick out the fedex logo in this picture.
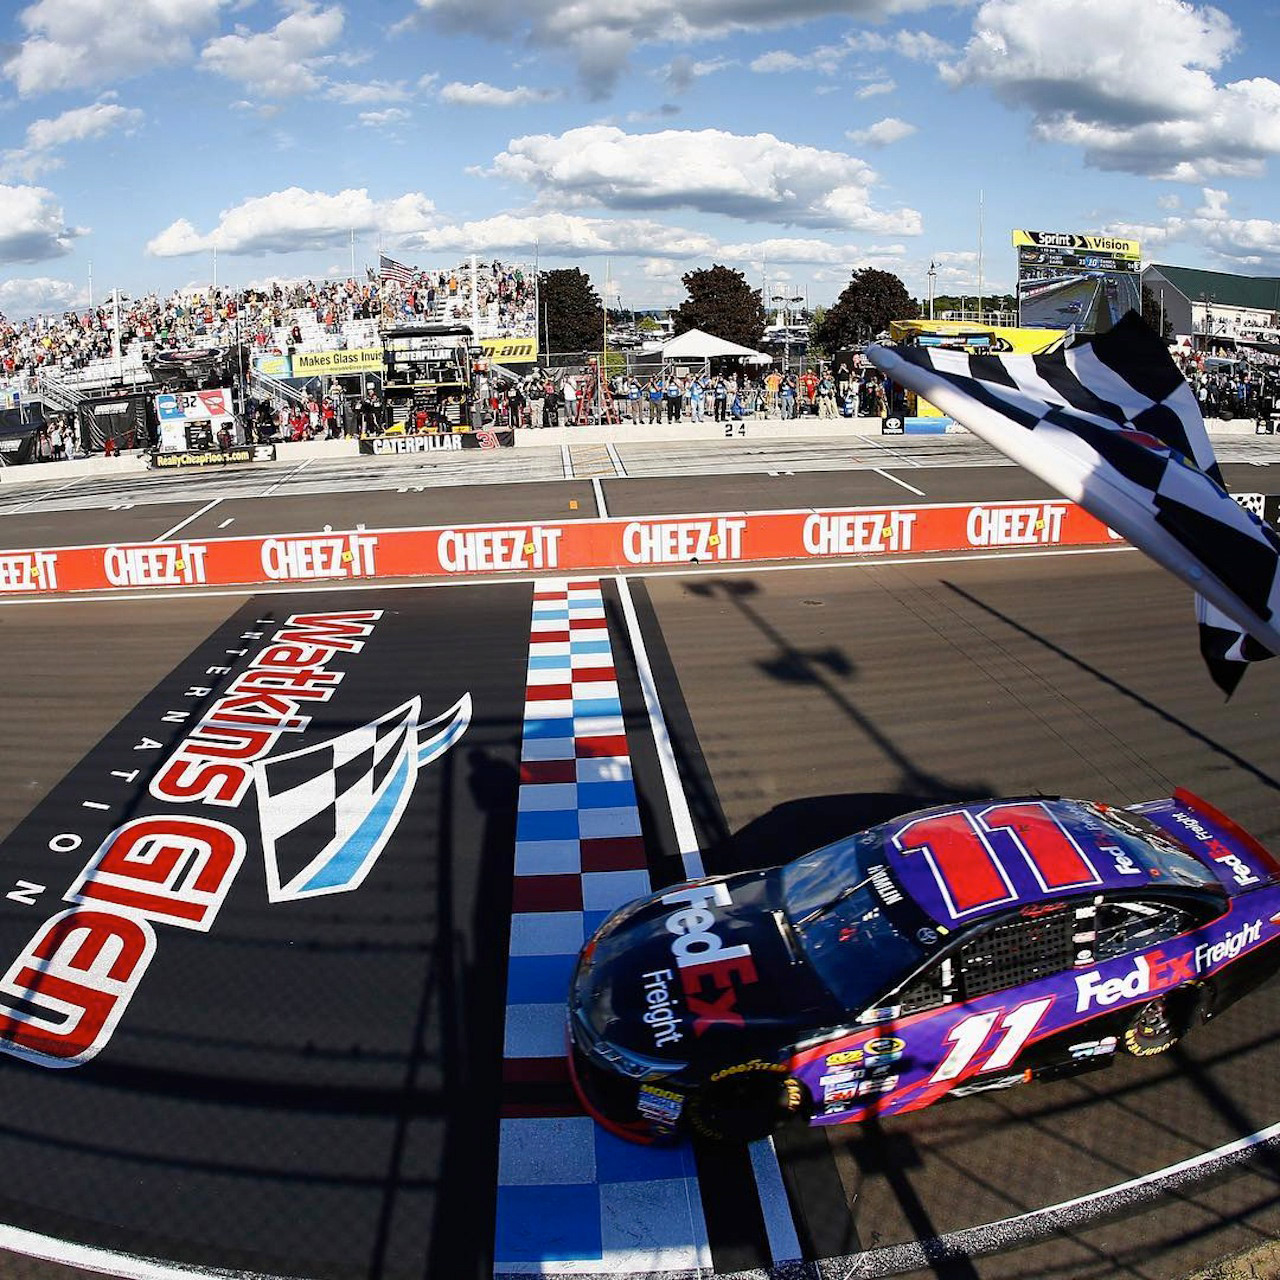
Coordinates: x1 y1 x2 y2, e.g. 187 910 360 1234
1075 948 1192 1012
662 882 757 1035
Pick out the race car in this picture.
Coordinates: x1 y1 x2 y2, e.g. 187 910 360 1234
567 791 1280 1143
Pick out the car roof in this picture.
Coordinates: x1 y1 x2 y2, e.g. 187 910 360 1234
880 797 1221 929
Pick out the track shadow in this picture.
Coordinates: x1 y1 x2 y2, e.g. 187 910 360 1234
941 581 1280 794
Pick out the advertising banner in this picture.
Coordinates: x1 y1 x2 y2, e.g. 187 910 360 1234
0 500 1119 597
291 347 385 376
479 337 539 365
150 444 277 469
156 388 235 423
359 430 515 454
253 353 292 378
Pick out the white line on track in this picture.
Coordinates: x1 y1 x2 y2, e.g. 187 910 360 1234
152 497 221 543
560 443 574 479
872 467 926 497
860 434 924 468
5 473 86 513
0 545 1139 610
605 442 627 477
611 540 804 1266
590 475 607 517
217 517 235 529
832 1118 1280 1278
259 458 312 497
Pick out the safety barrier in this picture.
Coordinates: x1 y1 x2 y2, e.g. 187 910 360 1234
0 500 1119 597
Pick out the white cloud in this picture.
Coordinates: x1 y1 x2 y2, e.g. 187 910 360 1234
400 211 720 258
438 81 560 107
3 99 144 180
402 0 959 97
750 50 806 73
942 0 1280 180
0 275 80 317
3 0 224 96
856 79 896 98
486 125 922 233
146 187 435 257
720 237 907 265
0 184 85 262
358 108 410 128
845 117 916 145
25 101 144 151
200 2 344 97
329 79 412 105
1117 188 1280 269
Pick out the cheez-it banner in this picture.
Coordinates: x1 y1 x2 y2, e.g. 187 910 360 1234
0 501 1119 597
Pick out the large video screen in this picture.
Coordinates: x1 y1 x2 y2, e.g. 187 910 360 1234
1014 230 1141 333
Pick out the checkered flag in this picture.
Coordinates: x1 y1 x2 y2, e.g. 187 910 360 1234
868 312 1280 695
255 693 471 901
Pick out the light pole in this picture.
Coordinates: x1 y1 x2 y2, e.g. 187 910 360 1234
927 260 937 321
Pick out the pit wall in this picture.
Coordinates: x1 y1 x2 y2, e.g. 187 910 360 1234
0 499 1117 597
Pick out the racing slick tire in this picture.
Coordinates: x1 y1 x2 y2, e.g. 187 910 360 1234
1123 984 1213 1058
687 1063 805 1142
1123 996 1181 1057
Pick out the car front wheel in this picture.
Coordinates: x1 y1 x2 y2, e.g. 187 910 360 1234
688 1064 804 1142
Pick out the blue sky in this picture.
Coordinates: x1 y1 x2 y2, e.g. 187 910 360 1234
1 0 1278 319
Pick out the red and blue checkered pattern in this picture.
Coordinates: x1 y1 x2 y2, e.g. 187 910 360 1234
493 579 710 1274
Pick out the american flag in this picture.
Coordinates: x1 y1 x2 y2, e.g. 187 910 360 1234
868 312 1280 695
379 253 416 286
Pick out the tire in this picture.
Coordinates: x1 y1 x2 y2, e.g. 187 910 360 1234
1123 996 1181 1057
688 1064 802 1142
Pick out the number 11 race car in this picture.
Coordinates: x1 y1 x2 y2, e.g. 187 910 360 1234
568 791 1280 1143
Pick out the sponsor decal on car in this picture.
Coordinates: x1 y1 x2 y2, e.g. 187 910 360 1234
641 968 683 1048
1195 919 1262 971
826 1048 864 1067
636 1085 684 1126
1069 1035 1118 1059
1074 947 1192 1012
1168 811 1260 886
660 883 759 1036
863 1036 906 1066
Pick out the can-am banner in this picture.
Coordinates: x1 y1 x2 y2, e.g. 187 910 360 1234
0 500 1119 596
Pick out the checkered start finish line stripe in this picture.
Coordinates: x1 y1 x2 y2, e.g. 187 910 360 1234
494 579 710 1275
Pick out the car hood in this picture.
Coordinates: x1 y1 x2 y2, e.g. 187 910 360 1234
572 870 838 1070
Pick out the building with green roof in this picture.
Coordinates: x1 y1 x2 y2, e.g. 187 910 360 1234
1142 264 1280 351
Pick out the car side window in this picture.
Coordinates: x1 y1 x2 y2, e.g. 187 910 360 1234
896 960 952 1016
959 908 1077 999
1096 900 1192 961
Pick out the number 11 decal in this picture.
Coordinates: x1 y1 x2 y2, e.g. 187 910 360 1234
892 801 1102 918
930 997 1054 1083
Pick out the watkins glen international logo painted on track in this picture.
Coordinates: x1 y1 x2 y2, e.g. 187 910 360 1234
0 610 470 1069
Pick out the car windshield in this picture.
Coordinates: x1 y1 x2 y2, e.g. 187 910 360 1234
780 831 930 1012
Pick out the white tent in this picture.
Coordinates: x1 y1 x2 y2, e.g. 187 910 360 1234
661 328 767 361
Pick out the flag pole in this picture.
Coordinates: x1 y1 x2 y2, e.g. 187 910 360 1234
977 189 984 321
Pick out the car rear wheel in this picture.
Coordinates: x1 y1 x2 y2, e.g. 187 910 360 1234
688 1065 803 1142
1123 997 1180 1056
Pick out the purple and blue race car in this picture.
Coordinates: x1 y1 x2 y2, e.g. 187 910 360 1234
568 790 1280 1142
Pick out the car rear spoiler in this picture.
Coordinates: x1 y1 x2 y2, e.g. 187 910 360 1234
1130 789 1280 890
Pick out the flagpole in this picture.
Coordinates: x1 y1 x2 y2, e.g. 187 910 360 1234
977 189 984 321
533 238 540 365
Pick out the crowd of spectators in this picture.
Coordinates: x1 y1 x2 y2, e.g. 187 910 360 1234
1173 347 1280 422
0 260 538 387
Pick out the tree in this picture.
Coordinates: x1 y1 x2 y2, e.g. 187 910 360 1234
672 265 766 348
1141 285 1174 341
813 269 918 352
539 268 603 354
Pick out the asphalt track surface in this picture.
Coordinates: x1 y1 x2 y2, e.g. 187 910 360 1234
1 438 1279 1280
